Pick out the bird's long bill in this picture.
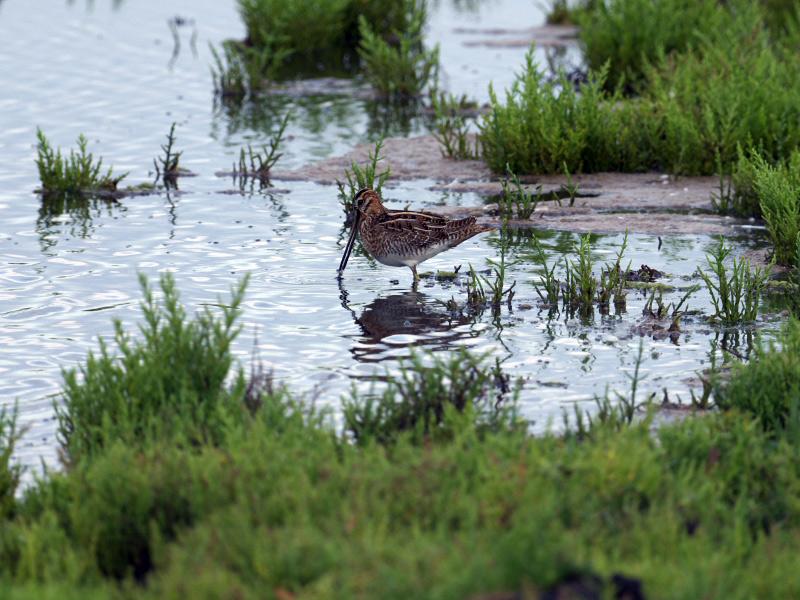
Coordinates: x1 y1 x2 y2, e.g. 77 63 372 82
337 209 360 275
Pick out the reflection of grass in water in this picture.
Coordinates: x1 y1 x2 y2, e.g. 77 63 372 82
4 274 800 597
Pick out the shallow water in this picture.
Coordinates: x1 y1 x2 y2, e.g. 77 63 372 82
0 0 784 469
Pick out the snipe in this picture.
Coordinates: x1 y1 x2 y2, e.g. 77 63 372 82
337 188 493 281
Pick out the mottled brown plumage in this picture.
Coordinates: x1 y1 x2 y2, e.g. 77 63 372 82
337 188 493 281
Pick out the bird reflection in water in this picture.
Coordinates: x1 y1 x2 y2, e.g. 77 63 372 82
339 282 476 363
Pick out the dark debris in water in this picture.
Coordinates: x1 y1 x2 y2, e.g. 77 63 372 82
626 264 664 283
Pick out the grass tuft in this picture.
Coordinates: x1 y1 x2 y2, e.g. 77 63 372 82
35 129 126 196
343 349 520 445
698 237 771 324
336 138 391 220
357 0 439 100
55 273 249 465
232 112 290 185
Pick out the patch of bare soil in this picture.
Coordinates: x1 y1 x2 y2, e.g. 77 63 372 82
273 134 759 239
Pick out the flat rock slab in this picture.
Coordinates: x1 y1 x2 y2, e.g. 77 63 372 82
272 134 756 237
273 135 492 183
454 24 579 48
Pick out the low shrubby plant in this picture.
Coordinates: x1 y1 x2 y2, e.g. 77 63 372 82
528 232 629 316
576 0 723 93
358 0 439 100
56 273 249 464
0 406 22 521
479 54 657 174
430 91 481 159
716 319 800 437
231 112 290 184
343 349 520 445
3 275 800 597
751 153 800 265
35 129 126 196
698 237 770 325
336 138 391 219
481 4 800 177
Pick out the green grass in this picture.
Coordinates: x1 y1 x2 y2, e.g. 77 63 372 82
576 0 723 93
528 233 629 316
231 112 290 184
750 153 800 265
232 0 416 79
35 129 126 196
55 273 249 465
480 2 800 176
3 277 800 597
429 91 481 160
479 54 657 174
153 123 183 186
336 138 391 219
0 405 22 521
716 318 800 438
343 349 520 446
697 237 771 325
357 0 439 100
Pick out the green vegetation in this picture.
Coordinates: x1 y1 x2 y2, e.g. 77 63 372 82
716 318 800 437
430 91 480 160
466 229 516 314
153 123 183 186
698 237 770 325
482 2 800 176
357 0 439 100
479 56 656 174
344 349 519 446
576 0 722 93
35 129 126 196
3 276 800 597
336 138 391 218
499 167 538 219
214 0 424 93
231 112 290 184
0 405 21 521
750 153 800 265
528 232 629 316
56 274 248 465
210 41 288 100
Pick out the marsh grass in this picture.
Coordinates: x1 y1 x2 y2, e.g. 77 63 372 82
210 41 289 99
5 276 800 596
568 341 654 438
0 405 22 520
528 233 629 316
716 319 800 438
482 5 800 177
153 123 183 186
479 53 656 175
499 166 538 219
336 138 391 219
35 129 126 196
698 237 771 325
751 153 800 265
56 273 249 465
343 349 520 445
357 0 439 100
430 91 480 159
577 0 723 93
231 112 290 184
466 229 516 314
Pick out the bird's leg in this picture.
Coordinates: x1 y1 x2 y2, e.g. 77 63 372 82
410 265 419 283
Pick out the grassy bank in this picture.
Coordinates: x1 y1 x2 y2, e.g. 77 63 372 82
2 276 800 598
479 0 800 176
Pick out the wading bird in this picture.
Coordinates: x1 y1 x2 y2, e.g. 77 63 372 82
337 188 492 282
